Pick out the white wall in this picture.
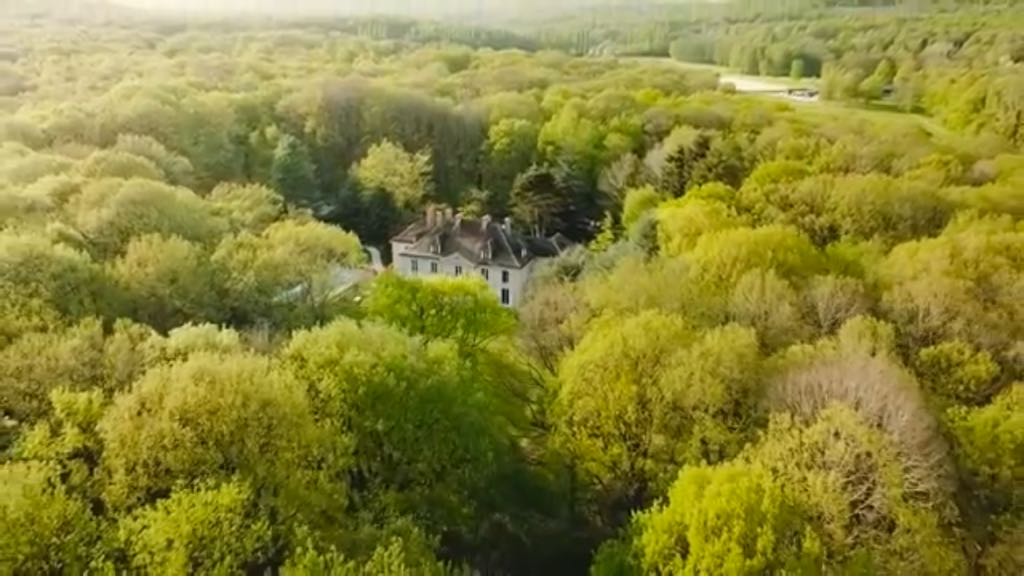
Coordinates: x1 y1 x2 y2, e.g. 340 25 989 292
391 242 434 277
391 243 534 307
483 261 533 308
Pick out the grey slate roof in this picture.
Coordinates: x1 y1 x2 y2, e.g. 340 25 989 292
392 213 571 269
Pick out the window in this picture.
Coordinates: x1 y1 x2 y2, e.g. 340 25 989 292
501 288 510 306
501 270 510 284
481 268 490 281
430 261 438 274
411 259 418 273
454 265 462 276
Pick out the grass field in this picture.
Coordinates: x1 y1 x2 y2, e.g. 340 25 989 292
626 57 819 91
625 56 953 139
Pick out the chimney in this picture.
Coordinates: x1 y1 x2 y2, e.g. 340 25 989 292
444 207 454 224
503 216 512 233
454 212 463 231
481 214 492 231
425 205 435 228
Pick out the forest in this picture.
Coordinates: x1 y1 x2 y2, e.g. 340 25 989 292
0 0 1022 575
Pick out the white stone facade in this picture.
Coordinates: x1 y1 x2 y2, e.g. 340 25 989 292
390 240 534 307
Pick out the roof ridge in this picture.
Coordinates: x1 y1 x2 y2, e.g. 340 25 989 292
492 221 522 268
392 214 571 269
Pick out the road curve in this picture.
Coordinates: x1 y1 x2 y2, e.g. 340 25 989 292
364 246 384 272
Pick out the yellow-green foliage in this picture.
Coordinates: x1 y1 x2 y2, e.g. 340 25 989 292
621 408 966 575
0 5 1022 575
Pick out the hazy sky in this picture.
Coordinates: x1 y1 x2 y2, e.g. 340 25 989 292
110 0 616 17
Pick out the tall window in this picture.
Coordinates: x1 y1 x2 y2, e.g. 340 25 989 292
430 261 438 274
501 270 510 283
454 265 463 276
411 259 418 273
501 288 510 306
481 268 490 281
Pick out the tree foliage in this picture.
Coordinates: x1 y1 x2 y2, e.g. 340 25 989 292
0 4 1022 575
363 273 515 353
354 140 433 210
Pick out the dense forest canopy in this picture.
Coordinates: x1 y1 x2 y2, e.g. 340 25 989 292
1 0 1022 575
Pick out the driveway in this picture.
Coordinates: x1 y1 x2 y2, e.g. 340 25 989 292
364 246 384 272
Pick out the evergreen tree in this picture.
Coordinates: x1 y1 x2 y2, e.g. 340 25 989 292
270 134 318 207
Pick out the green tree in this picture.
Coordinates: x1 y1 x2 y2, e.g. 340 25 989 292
768 318 954 504
352 139 432 210
880 215 1024 353
112 133 195 187
790 57 806 81
631 460 817 575
915 340 1001 406
208 182 284 233
69 178 226 258
0 294 61 350
363 273 515 353
589 212 618 253
859 58 897 101
509 164 571 237
0 230 108 324
893 59 924 112
537 101 603 179
728 268 809 350
284 318 518 551
621 407 965 575
0 320 110 427
283 521 449 576
802 274 871 335
271 134 318 207
620 185 662 232
657 197 743 257
214 219 364 327
651 126 711 197
118 481 272 575
945 384 1023 574
483 118 539 207
0 463 107 575
146 322 245 365
518 279 589 373
15 389 109 502
828 174 952 244
99 352 347 518
77 150 164 181
688 225 824 288
108 234 222 331
555 311 694 522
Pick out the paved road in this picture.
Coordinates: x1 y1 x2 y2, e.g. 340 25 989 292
628 56 819 101
365 246 384 271
719 74 793 93
717 74 819 102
